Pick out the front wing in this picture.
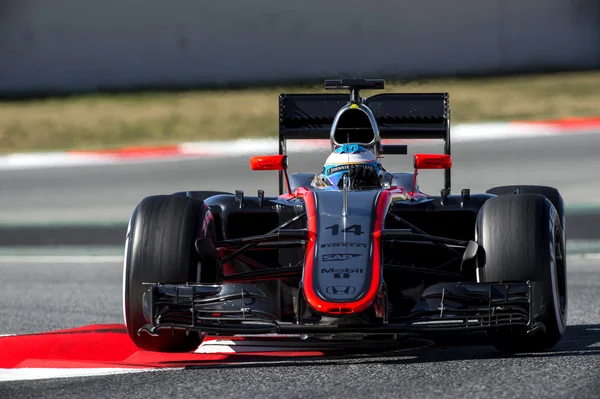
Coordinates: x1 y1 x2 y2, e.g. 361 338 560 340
137 281 546 337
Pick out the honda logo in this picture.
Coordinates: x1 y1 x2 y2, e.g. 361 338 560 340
326 286 356 295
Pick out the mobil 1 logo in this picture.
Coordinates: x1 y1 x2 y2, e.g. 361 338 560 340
321 267 364 279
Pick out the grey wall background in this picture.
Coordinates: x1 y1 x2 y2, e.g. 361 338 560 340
1 0 599 94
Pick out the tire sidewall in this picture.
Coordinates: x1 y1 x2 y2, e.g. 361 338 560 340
546 200 567 336
122 204 138 331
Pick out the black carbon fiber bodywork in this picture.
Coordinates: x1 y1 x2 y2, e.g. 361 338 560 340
137 189 548 339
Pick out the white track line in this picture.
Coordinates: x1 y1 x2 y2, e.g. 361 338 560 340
0 367 161 382
0 256 123 263
570 253 600 261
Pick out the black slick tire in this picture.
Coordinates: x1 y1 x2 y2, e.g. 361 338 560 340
486 185 565 229
476 194 567 353
123 194 217 352
172 191 231 202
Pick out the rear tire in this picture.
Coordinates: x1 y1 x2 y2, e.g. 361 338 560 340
476 194 567 353
123 195 218 352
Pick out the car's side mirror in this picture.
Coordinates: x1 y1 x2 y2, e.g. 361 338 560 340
250 155 288 171
409 154 452 195
250 154 292 194
413 154 452 169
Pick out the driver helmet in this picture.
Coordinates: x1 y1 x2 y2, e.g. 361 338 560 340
320 144 381 187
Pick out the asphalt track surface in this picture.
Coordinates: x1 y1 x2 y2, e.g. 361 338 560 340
2 132 600 226
1 256 599 398
2 132 600 397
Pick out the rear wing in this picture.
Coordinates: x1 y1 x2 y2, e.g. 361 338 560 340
277 88 451 195
278 93 450 141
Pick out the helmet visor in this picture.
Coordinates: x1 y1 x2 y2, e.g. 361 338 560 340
323 162 379 186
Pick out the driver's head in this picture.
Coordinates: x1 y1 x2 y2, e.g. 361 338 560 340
320 144 381 187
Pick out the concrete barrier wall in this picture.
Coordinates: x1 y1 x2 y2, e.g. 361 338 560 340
0 0 598 94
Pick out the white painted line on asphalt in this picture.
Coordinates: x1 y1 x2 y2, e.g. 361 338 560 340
570 253 600 260
0 256 123 263
195 344 236 354
195 338 355 354
0 367 162 382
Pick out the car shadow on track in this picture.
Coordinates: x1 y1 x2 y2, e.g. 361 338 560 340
178 323 600 370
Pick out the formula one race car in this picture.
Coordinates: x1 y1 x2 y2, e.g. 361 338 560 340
123 79 567 354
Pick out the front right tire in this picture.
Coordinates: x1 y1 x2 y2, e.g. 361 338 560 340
123 195 217 352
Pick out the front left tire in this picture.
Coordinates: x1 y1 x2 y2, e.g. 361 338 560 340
476 193 567 353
